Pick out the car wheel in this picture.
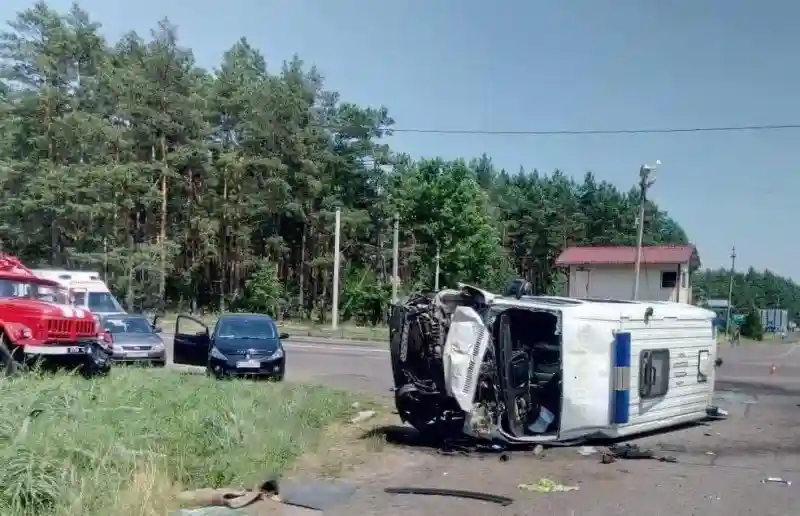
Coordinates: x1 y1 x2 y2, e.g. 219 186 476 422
153 361 166 368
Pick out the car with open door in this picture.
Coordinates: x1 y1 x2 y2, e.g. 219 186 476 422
173 313 288 380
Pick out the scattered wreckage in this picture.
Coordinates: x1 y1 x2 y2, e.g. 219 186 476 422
389 281 723 445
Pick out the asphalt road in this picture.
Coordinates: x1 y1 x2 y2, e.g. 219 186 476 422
162 332 393 394
160 332 800 515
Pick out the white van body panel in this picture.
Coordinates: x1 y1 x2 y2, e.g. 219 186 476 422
442 306 490 412
31 269 125 315
450 296 718 444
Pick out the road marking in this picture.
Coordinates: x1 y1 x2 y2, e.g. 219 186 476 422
771 344 799 359
284 343 389 354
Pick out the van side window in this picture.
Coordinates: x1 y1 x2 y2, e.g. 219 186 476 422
72 291 86 306
639 349 670 398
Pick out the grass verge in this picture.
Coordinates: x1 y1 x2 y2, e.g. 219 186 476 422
0 368 356 516
160 312 390 344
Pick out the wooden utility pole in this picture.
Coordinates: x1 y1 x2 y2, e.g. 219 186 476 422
725 245 736 335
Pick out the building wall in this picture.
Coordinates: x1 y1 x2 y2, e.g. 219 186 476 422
567 263 692 303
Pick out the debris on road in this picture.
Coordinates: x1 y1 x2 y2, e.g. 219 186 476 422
350 410 376 424
602 443 677 464
577 445 598 456
706 406 729 419
518 478 580 493
384 487 514 506
761 477 792 486
175 477 357 513
532 444 545 457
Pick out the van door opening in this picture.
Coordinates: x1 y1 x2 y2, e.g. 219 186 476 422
493 308 562 437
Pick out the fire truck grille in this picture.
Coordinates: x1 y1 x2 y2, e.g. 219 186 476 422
46 319 95 339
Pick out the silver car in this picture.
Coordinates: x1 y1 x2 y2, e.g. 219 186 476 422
99 314 167 366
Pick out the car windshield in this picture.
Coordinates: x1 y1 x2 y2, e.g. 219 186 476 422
103 316 152 334
0 279 69 304
73 291 124 313
216 317 276 340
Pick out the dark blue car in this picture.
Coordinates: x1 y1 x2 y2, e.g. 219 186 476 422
173 313 288 380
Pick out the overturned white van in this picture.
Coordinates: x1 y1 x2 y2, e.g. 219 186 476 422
388 283 721 445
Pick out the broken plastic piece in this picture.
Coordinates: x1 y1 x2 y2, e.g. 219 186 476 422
762 477 792 486
528 406 555 433
385 487 513 506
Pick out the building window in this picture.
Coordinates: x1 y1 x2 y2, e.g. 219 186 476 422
661 271 678 289
639 349 670 398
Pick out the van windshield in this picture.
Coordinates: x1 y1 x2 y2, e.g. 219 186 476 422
72 291 124 313
0 279 70 304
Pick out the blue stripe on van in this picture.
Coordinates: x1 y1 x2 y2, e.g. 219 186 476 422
612 331 631 425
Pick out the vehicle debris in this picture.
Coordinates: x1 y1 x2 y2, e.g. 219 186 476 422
602 443 677 463
175 477 356 512
762 477 792 486
577 445 598 456
350 410 376 424
388 282 721 445
384 487 514 506
518 478 580 493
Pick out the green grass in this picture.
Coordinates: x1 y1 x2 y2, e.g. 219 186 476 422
0 368 355 516
160 312 390 343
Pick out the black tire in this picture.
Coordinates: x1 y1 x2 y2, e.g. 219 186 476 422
152 361 166 368
0 333 19 377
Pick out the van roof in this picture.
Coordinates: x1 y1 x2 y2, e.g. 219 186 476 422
495 295 715 320
69 279 111 291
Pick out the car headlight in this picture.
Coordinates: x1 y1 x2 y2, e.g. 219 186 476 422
151 342 165 352
271 347 284 359
210 347 227 360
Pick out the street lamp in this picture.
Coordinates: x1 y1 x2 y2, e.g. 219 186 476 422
632 160 660 301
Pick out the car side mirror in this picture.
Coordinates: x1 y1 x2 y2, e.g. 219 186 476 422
279 332 290 340
153 326 162 334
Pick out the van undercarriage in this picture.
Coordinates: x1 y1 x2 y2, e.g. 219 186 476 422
389 286 563 443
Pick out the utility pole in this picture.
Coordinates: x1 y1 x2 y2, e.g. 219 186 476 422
725 245 736 335
632 160 660 300
434 244 441 291
391 213 400 303
331 208 341 331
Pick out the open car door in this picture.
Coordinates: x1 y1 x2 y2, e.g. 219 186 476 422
174 315 210 366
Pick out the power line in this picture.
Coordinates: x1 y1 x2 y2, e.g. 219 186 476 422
376 123 800 136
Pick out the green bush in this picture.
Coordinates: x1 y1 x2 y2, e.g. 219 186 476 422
740 308 764 341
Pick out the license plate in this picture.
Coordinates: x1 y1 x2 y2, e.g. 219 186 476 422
126 351 149 358
67 346 85 354
236 360 260 369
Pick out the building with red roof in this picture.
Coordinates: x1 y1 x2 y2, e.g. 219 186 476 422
555 245 699 303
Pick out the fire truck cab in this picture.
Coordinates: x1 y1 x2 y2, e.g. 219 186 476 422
0 255 111 377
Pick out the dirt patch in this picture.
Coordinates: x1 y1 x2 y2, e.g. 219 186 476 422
289 402 432 482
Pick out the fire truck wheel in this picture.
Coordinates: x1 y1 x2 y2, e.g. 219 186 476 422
0 332 19 377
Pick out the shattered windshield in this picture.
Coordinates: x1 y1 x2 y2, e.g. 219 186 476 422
0 279 69 304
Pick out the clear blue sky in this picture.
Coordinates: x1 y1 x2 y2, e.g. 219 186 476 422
3 0 798 279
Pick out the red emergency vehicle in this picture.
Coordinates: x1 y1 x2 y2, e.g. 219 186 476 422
0 254 111 376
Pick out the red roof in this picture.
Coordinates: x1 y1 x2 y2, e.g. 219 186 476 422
555 245 696 266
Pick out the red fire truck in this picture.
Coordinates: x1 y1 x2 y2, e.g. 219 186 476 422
0 254 111 377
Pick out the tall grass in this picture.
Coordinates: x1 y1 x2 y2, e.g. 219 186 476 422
0 369 354 515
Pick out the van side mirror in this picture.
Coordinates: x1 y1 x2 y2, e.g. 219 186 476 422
279 332 290 340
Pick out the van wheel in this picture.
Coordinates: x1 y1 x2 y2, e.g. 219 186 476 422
0 333 19 377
